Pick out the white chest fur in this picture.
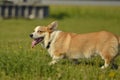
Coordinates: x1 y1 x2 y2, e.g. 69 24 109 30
47 31 61 57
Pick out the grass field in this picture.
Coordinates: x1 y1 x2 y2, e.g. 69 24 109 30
0 5 120 80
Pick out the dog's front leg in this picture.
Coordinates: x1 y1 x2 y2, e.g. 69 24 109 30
49 55 64 65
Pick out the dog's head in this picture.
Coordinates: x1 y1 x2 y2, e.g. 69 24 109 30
30 21 58 48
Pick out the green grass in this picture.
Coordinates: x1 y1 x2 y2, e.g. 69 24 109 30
0 5 120 80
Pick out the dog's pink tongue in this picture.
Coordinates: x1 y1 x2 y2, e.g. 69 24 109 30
31 40 37 48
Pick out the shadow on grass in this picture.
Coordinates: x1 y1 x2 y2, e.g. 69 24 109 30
61 59 119 70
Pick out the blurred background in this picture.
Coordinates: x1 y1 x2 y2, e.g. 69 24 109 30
0 0 120 36
0 0 120 19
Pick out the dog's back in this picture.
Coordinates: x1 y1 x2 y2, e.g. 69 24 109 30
55 31 118 58
53 30 119 68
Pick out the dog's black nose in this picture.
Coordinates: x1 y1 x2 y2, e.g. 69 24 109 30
29 34 33 38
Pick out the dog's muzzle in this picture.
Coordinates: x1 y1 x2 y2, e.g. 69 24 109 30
29 34 33 38
29 33 44 48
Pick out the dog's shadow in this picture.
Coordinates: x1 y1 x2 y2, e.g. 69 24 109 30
61 59 119 70
72 59 95 66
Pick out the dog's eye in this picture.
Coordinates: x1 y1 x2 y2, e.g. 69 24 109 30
38 30 43 33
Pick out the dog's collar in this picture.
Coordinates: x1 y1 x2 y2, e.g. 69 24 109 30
45 31 55 49
45 31 61 49
46 41 51 49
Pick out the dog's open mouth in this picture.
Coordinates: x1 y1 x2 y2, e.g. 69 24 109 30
31 37 44 48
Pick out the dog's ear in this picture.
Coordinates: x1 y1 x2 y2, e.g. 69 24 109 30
48 21 58 31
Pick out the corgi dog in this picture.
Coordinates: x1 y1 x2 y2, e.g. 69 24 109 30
30 21 120 69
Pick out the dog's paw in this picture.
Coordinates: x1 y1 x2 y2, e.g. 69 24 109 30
101 66 105 69
48 61 57 66
101 65 108 69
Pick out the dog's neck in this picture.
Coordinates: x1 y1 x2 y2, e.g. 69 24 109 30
43 30 61 49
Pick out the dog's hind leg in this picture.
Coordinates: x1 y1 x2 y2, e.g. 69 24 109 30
101 58 111 69
100 51 117 69
100 41 119 69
